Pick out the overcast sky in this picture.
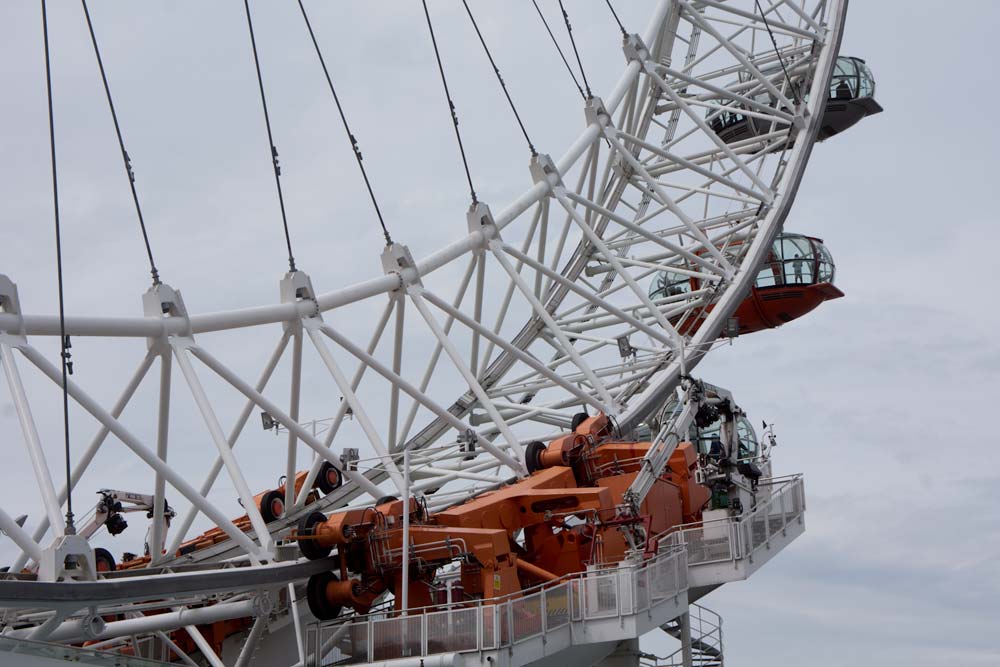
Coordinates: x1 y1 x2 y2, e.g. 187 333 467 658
1 2 998 665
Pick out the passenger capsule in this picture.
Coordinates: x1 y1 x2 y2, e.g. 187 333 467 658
649 232 843 336
709 56 882 144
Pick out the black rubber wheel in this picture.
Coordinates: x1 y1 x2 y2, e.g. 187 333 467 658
316 462 343 495
93 547 116 573
259 489 285 523
375 495 398 506
306 571 343 621
571 412 590 432
525 441 546 474
297 511 332 560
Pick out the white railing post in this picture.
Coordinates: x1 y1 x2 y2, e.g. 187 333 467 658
541 588 548 640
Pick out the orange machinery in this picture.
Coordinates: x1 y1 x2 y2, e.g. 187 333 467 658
298 413 710 619
91 415 711 660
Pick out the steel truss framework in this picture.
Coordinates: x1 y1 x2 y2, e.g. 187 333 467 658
0 0 845 663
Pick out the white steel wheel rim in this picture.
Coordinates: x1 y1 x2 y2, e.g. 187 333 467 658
0 0 845 644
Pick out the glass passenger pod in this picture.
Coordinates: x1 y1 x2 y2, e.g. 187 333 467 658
649 232 844 336
708 56 882 144
646 394 760 461
692 414 760 461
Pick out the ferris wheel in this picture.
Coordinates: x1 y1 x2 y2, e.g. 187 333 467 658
0 0 848 661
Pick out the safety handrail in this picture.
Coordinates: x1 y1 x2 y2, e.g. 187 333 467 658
656 475 805 564
309 544 689 666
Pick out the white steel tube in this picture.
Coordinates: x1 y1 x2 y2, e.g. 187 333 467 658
0 3 670 344
603 129 734 273
305 325 406 494
234 613 268 667
408 288 526 470
150 350 172 565
187 344 384 498
286 330 304 510
317 325 523 473
388 296 405 452
417 287 606 412
296 300 394 506
14 599 256 644
402 447 410 614
166 331 290 557
488 241 617 411
288 582 305 666
0 343 65 538
399 256 477 448
500 243 677 348
181 623 227 667
0 505 43 562
14 349 157 572
17 343 263 561
172 344 274 552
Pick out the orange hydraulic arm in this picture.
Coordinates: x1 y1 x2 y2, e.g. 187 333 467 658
299 412 712 619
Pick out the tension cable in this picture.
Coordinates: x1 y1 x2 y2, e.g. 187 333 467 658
460 0 536 157
243 0 297 272
421 0 477 205
605 0 627 37
40 0 76 534
531 0 585 100
80 0 161 286
298 1 393 245
557 0 593 100
754 0 801 105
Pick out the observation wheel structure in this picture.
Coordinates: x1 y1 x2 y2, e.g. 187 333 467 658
0 0 847 664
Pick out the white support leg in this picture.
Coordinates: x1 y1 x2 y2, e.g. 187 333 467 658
12 350 157 572
166 331 290 557
286 329 304 510
0 505 42 563
489 240 618 412
417 287 605 413
150 349 171 564
387 295 405 452
0 342 65 538
296 300 394 506
318 325 524 473
181 623 226 667
234 613 268 667
172 343 274 554
288 582 306 666
17 343 263 562
679 611 694 667
187 344 385 499
408 287 525 467
305 323 407 494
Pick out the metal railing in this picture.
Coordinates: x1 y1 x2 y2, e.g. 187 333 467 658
658 475 805 566
310 546 688 666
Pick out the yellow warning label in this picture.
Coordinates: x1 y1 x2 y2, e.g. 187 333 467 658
493 574 502 591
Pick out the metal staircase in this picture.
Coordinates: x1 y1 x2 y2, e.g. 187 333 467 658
659 604 723 667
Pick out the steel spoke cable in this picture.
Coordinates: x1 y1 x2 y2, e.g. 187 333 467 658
420 0 477 205
557 0 593 99
460 0 536 157
242 0 297 272
531 0 585 100
754 0 801 105
80 0 161 286
297 0 393 245
40 0 75 533
605 0 627 37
